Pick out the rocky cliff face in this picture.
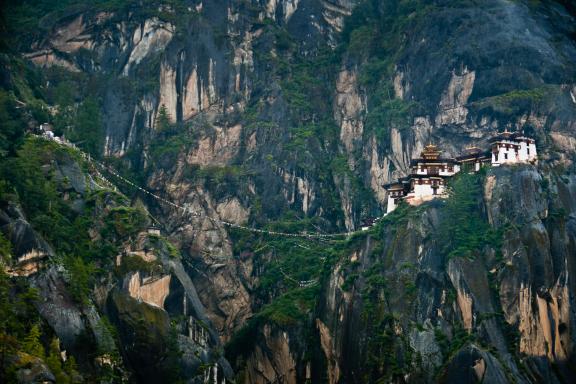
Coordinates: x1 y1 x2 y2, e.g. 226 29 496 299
1 0 576 382
229 165 576 383
0 139 235 382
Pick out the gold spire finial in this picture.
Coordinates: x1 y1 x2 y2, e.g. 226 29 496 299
421 142 441 159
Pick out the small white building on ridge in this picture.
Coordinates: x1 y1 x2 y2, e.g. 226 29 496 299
384 130 537 213
490 130 537 166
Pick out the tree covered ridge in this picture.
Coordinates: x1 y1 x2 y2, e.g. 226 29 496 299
0 124 174 381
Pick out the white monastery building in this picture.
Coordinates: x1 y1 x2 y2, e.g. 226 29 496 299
490 130 537 166
384 130 538 214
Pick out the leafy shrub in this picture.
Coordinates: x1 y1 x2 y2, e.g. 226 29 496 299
63 254 96 305
470 86 557 116
103 206 148 239
116 254 162 276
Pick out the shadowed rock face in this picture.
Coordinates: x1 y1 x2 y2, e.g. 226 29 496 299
486 167 576 374
273 164 574 384
0 204 54 272
440 344 509 384
108 290 175 383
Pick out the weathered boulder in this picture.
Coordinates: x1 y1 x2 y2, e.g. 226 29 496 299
107 290 176 383
440 344 510 384
12 353 56 384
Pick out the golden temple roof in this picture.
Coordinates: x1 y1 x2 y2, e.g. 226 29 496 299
421 143 441 160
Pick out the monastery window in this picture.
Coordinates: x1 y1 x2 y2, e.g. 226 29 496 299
495 154 498 161
527 148 530 155
504 153 508 160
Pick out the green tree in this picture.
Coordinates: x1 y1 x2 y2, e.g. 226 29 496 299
104 206 148 240
1 139 61 220
63 355 79 382
52 81 76 137
0 233 11 264
46 338 72 384
0 90 26 158
155 104 172 132
71 97 104 157
437 172 501 260
64 255 95 305
0 270 18 381
22 324 44 358
53 81 75 107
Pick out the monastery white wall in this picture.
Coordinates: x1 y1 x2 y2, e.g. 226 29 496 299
529 142 537 161
492 139 537 166
386 195 398 214
492 144 518 166
518 141 537 162
439 165 460 176
518 141 529 161
415 164 459 176
412 183 445 198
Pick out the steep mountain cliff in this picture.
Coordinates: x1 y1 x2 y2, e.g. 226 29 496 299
0 0 575 383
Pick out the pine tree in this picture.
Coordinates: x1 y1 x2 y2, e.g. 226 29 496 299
22 324 44 358
0 232 12 264
46 338 71 384
0 270 18 382
155 104 172 132
64 355 80 383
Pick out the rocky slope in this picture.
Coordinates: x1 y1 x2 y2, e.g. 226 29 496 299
0 138 234 382
0 0 575 383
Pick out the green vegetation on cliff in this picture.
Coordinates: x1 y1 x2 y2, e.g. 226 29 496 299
438 171 503 261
